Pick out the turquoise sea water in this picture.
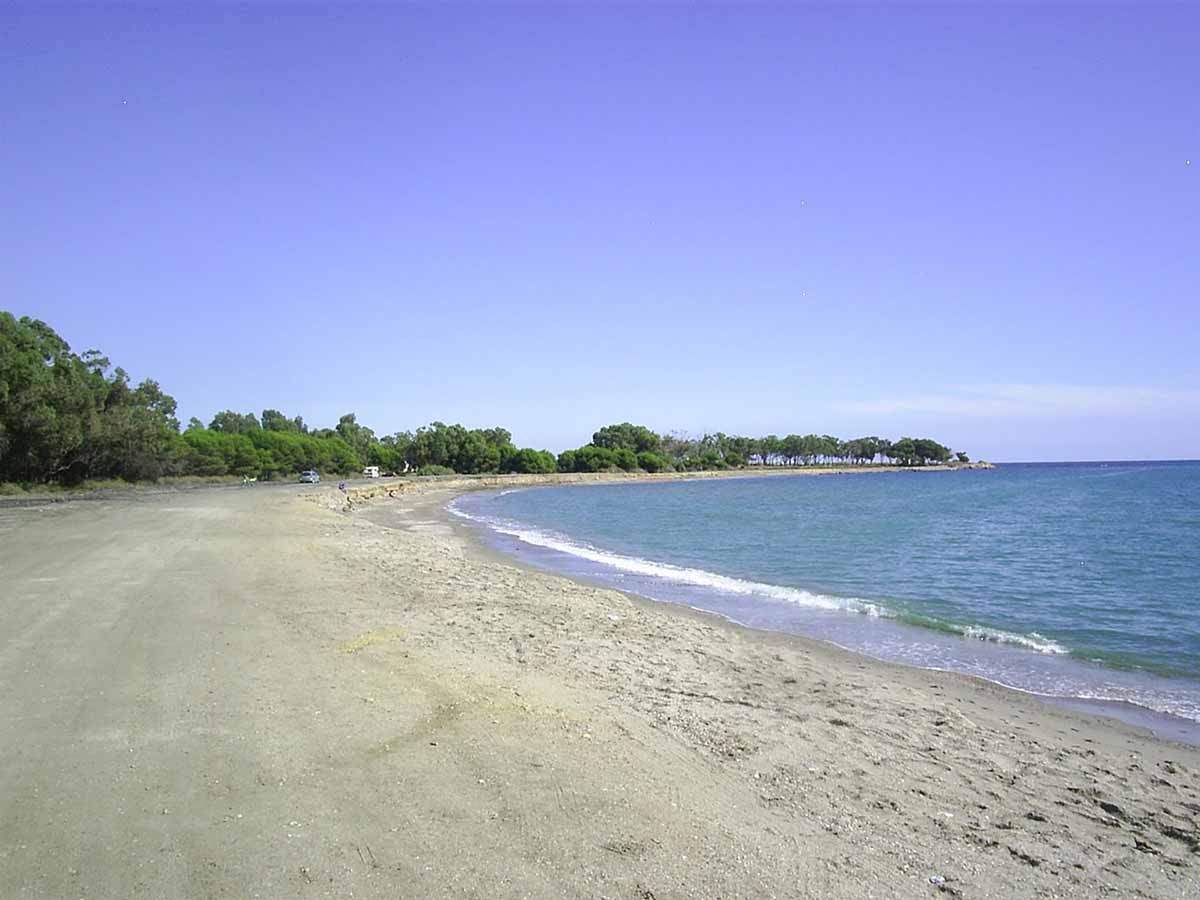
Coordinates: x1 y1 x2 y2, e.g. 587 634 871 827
452 462 1200 740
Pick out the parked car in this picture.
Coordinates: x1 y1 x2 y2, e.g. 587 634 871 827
362 466 380 478
299 470 320 483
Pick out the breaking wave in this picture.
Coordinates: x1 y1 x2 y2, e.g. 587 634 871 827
450 499 1069 656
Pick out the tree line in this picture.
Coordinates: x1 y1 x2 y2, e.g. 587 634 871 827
1 313 966 485
555 423 962 473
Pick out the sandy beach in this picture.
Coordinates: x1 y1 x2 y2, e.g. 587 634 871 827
1 477 1196 899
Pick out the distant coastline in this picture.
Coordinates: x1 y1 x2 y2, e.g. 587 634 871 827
335 460 996 508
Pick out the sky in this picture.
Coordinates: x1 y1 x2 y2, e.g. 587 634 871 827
2 3 1196 461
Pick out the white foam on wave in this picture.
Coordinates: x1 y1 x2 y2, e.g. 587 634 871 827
1057 689 1200 724
959 625 1069 655
448 498 1070 656
916 665 1200 724
450 501 896 618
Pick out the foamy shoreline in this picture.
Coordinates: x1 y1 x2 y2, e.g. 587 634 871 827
334 480 1200 895
448 485 1200 738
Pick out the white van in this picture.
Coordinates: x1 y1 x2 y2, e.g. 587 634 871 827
362 466 380 478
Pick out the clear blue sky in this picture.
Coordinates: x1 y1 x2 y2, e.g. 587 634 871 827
3 3 1196 461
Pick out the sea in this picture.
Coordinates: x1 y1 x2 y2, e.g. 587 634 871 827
450 461 1200 743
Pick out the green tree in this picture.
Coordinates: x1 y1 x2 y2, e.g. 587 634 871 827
92 375 182 480
820 435 841 464
335 412 376 461
781 434 804 466
227 435 260 476
501 448 557 474
844 436 882 465
612 447 638 471
261 409 306 433
592 423 662 454
660 431 697 465
209 410 260 434
636 451 669 472
913 438 951 464
455 429 499 474
891 437 919 466
181 429 230 475
574 445 618 472
0 314 185 483
0 314 101 482
760 435 782 466
481 427 512 448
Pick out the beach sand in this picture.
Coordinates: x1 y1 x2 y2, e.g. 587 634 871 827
1 478 1195 898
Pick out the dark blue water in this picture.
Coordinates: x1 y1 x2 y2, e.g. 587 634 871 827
451 462 1200 740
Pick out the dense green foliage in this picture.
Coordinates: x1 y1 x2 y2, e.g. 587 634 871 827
555 422 955 473
592 423 662 454
501 447 557 475
0 313 181 483
179 423 360 478
0 315 563 484
1 314 965 485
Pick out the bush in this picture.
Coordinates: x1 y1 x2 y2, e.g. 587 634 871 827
613 448 638 471
636 451 669 472
591 423 662 454
501 448 557 474
574 445 618 472
415 464 456 476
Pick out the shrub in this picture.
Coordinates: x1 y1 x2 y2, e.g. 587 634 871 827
501 448 557 474
574 445 618 472
613 448 638 471
636 451 669 473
